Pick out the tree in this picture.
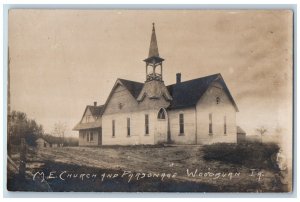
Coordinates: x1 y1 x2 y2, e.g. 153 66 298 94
8 110 44 147
256 126 268 143
52 122 67 146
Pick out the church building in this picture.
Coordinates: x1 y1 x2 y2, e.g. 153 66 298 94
73 23 239 146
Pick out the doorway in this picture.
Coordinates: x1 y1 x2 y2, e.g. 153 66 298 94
156 108 169 143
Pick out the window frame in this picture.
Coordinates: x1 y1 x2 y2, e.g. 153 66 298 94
179 113 184 135
112 120 115 137
145 114 149 135
157 108 166 120
127 118 131 137
209 113 213 135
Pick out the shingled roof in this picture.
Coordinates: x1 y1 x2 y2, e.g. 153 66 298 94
72 105 105 131
118 79 144 99
87 105 105 117
73 121 102 131
74 73 239 131
116 74 238 111
166 73 238 111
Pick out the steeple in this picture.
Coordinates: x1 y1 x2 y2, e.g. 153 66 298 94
148 23 159 58
144 23 164 82
137 23 172 103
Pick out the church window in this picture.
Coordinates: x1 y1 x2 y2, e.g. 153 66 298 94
118 103 123 109
216 97 220 104
179 113 184 134
112 120 115 137
224 116 227 135
209 113 213 135
127 118 130 136
157 108 166 119
87 132 89 141
145 114 149 135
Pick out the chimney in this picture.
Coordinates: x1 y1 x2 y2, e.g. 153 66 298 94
94 101 97 107
176 73 181 84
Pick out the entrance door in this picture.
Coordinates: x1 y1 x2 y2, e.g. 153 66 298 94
155 108 169 143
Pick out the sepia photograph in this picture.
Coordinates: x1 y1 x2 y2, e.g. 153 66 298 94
6 9 293 192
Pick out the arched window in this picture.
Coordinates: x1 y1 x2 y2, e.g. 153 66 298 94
157 108 166 120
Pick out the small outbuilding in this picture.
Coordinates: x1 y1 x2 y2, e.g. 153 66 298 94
36 137 51 148
237 126 246 143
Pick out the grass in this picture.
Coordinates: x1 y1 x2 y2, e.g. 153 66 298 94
7 142 287 192
7 160 219 192
202 142 280 170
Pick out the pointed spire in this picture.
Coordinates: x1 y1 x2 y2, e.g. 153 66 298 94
148 23 159 57
143 23 164 66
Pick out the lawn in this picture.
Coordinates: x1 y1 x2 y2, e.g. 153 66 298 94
7 143 288 192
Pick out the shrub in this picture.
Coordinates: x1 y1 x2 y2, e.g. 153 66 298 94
202 142 280 170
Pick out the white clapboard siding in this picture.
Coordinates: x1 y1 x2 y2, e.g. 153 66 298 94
104 84 140 115
168 107 196 144
102 110 157 145
100 80 237 145
196 82 237 144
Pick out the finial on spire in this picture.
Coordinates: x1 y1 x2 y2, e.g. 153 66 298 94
152 22 155 31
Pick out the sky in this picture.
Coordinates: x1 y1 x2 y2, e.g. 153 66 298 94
8 10 293 141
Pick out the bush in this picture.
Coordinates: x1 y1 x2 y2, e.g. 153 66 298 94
202 142 280 170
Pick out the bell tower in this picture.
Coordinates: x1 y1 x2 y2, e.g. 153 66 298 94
143 23 164 82
137 23 172 103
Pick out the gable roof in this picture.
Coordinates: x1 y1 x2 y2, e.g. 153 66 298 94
74 73 238 131
167 73 239 111
87 105 105 117
116 74 238 111
78 104 105 122
118 79 144 99
100 79 144 116
72 105 104 131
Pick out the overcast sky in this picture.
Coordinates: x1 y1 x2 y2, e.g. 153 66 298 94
8 10 293 139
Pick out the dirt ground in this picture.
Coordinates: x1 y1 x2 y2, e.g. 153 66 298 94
22 145 286 192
